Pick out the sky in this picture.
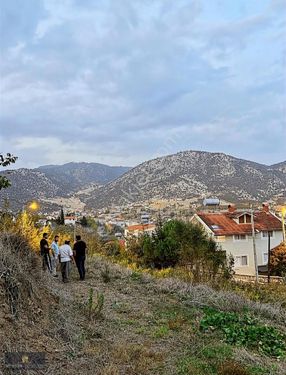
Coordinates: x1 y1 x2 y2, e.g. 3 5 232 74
0 0 285 169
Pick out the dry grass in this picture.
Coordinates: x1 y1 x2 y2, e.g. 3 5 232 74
0 247 285 375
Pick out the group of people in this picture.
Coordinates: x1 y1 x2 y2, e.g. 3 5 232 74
40 233 87 283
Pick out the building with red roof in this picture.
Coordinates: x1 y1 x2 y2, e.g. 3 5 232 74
191 204 285 276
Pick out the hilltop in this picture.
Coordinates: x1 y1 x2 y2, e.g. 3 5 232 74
87 151 286 209
1 151 285 212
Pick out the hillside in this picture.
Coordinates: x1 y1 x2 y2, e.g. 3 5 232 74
1 235 286 375
0 162 130 211
86 151 286 208
271 161 286 174
1 152 285 212
36 162 131 192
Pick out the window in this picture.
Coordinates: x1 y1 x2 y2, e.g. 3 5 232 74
233 234 247 241
238 214 251 224
262 231 274 239
235 256 248 266
211 225 221 230
263 253 269 264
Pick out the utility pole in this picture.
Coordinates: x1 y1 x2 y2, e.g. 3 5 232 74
267 231 271 284
251 205 259 283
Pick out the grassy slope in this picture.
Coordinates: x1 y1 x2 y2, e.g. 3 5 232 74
1 255 286 375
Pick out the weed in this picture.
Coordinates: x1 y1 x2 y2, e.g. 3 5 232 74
101 264 111 283
218 361 250 375
86 288 104 320
200 309 286 358
153 325 169 338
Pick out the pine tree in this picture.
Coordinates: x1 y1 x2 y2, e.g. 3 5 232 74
80 216 88 227
57 208 65 225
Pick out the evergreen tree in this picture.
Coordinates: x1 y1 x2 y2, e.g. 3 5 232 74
57 208 65 225
80 216 88 227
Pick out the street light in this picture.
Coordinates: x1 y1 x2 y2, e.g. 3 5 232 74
28 201 40 211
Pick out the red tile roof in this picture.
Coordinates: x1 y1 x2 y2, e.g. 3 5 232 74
127 224 156 232
197 211 283 236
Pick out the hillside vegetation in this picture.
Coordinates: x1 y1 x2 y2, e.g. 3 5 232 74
1 234 286 375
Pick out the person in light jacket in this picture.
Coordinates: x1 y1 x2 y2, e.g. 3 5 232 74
59 240 74 283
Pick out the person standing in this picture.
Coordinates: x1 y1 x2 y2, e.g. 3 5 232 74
51 235 60 277
73 235 87 280
40 233 52 273
59 240 74 283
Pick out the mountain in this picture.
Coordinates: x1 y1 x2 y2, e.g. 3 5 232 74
1 152 285 212
86 151 286 209
36 162 131 193
270 161 286 174
0 162 130 211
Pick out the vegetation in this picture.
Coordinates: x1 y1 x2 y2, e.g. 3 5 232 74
86 288 104 320
270 243 286 277
0 153 17 190
0 233 285 374
200 309 286 358
56 207 65 225
124 219 232 282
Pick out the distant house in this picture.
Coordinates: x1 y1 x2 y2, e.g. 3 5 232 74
64 216 76 225
190 204 284 276
124 223 156 238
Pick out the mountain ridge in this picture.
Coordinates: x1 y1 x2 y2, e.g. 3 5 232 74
1 152 285 212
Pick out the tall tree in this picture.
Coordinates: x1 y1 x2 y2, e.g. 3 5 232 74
80 216 88 227
0 153 18 190
56 207 65 225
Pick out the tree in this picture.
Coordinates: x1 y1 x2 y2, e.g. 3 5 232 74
14 211 43 251
270 243 286 276
0 153 18 190
56 208 65 225
80 216 88 227
126 219 231 281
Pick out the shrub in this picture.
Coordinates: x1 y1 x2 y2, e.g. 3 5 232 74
0 233 42 318
86 288 104 320
218 361 250 375
200 309 286 358
126 219 232 282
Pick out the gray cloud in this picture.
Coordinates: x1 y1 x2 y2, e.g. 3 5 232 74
0 0 285 168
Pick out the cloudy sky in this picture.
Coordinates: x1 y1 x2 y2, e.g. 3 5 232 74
0 0 285 168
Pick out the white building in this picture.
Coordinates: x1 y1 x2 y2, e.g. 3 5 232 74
64 215 76 225
190 205 284 276
124 223 156 238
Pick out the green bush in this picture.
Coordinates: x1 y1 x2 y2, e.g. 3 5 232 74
126 219 232 282
200 309 286 358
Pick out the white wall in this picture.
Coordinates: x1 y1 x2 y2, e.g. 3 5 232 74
217 231 283 276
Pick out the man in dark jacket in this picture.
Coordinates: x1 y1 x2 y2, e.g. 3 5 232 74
40 233 52 273
73 235 87 280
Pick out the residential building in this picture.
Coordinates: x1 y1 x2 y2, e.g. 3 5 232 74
190 204 284 276
64 215 76 225
124 223 156 238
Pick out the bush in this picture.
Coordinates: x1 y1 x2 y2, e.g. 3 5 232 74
200 309 286 358
0 233 42 318
126 219 232 282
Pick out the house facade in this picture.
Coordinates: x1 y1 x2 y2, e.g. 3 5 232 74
124 223 156 238
190 205 284 276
